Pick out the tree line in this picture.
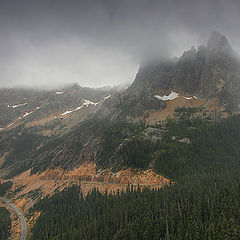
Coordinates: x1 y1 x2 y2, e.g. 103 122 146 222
0 207 10 240
29 112 240 239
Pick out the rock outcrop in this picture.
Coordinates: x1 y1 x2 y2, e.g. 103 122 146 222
129 31 240 112
140 127 165 142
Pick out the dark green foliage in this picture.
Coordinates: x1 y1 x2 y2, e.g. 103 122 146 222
154 113 240 180
0 182 13 197
30 173 240 240
1 130 45 178
100 110 240 181
118 139 156 169
97 120 146 168
0 207 10 240
29 111 240 239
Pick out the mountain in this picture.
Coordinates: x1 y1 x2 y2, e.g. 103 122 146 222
0 84 115 131
0 84 117 177
2 32 240 239
1 31 240 179
129 31 240 114
0 32 238 175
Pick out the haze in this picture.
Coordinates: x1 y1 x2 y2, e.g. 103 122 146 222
1 0 240 89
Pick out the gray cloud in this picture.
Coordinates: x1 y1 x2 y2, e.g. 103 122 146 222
0 0 240 88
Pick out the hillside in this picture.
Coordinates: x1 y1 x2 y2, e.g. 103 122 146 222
0 84 115 177
1 32 240 239
1 32 240 179
0 84 114 131
27 114 240 239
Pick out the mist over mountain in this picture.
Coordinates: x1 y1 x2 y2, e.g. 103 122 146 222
129 31 240 112
1 0 240 88
2 2 240 240
0 31 239 177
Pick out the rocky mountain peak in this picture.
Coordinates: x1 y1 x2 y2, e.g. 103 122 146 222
180 46 197 60
128 31 240 112
207 31 233 55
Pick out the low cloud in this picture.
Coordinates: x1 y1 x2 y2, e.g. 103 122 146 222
0 0 240 88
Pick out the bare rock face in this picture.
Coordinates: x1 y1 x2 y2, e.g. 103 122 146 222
128 31 240 113
140 127 165 142
80 137 102 163
116 127 165 155
178 137 191 144
207 31 233 55
171 136 191 144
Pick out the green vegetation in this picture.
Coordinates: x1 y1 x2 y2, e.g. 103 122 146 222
29 111 240 239
0 85 114 177
0 128 46 178
20 187 42 201
0 207 10 240
118 139 156 169
113 109 240 181
0 182 13 197
30 173 240 240
96 120 146 168
2 106 239 180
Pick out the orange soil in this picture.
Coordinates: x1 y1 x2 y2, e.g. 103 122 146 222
28 211 41 237
11 162 170 203
14 162 169 185
146 95 221 124
25 114 60 127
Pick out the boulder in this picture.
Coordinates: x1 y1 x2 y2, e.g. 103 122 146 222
140 127 165 142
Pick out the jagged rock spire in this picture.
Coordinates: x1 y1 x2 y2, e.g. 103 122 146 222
207 31 233 54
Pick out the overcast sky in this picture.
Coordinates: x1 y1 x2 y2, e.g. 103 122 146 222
1 0 240 89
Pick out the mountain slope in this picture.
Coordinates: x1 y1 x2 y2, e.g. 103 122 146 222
2 32 240 240
1 31 240 179
129 31 240 114
0 84 114 131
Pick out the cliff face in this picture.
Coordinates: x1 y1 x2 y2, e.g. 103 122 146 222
130 31 240 112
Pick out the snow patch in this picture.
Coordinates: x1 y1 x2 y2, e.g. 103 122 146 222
23 111 33 118
61 105 84 116
184 97 192 100
194 96 198 99
56 91 64 95
11 102 28 108
0 106 40 129
61 100 97 116
104 95 111 100
7 123 14 128
22 106 40 118
83 99 100 106
61 95 111 116
154 91 179 101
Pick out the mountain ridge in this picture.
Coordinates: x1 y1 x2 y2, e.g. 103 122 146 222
129 31 240 114
1 31 240 180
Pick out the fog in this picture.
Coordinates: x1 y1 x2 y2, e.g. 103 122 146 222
1 0 240 89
